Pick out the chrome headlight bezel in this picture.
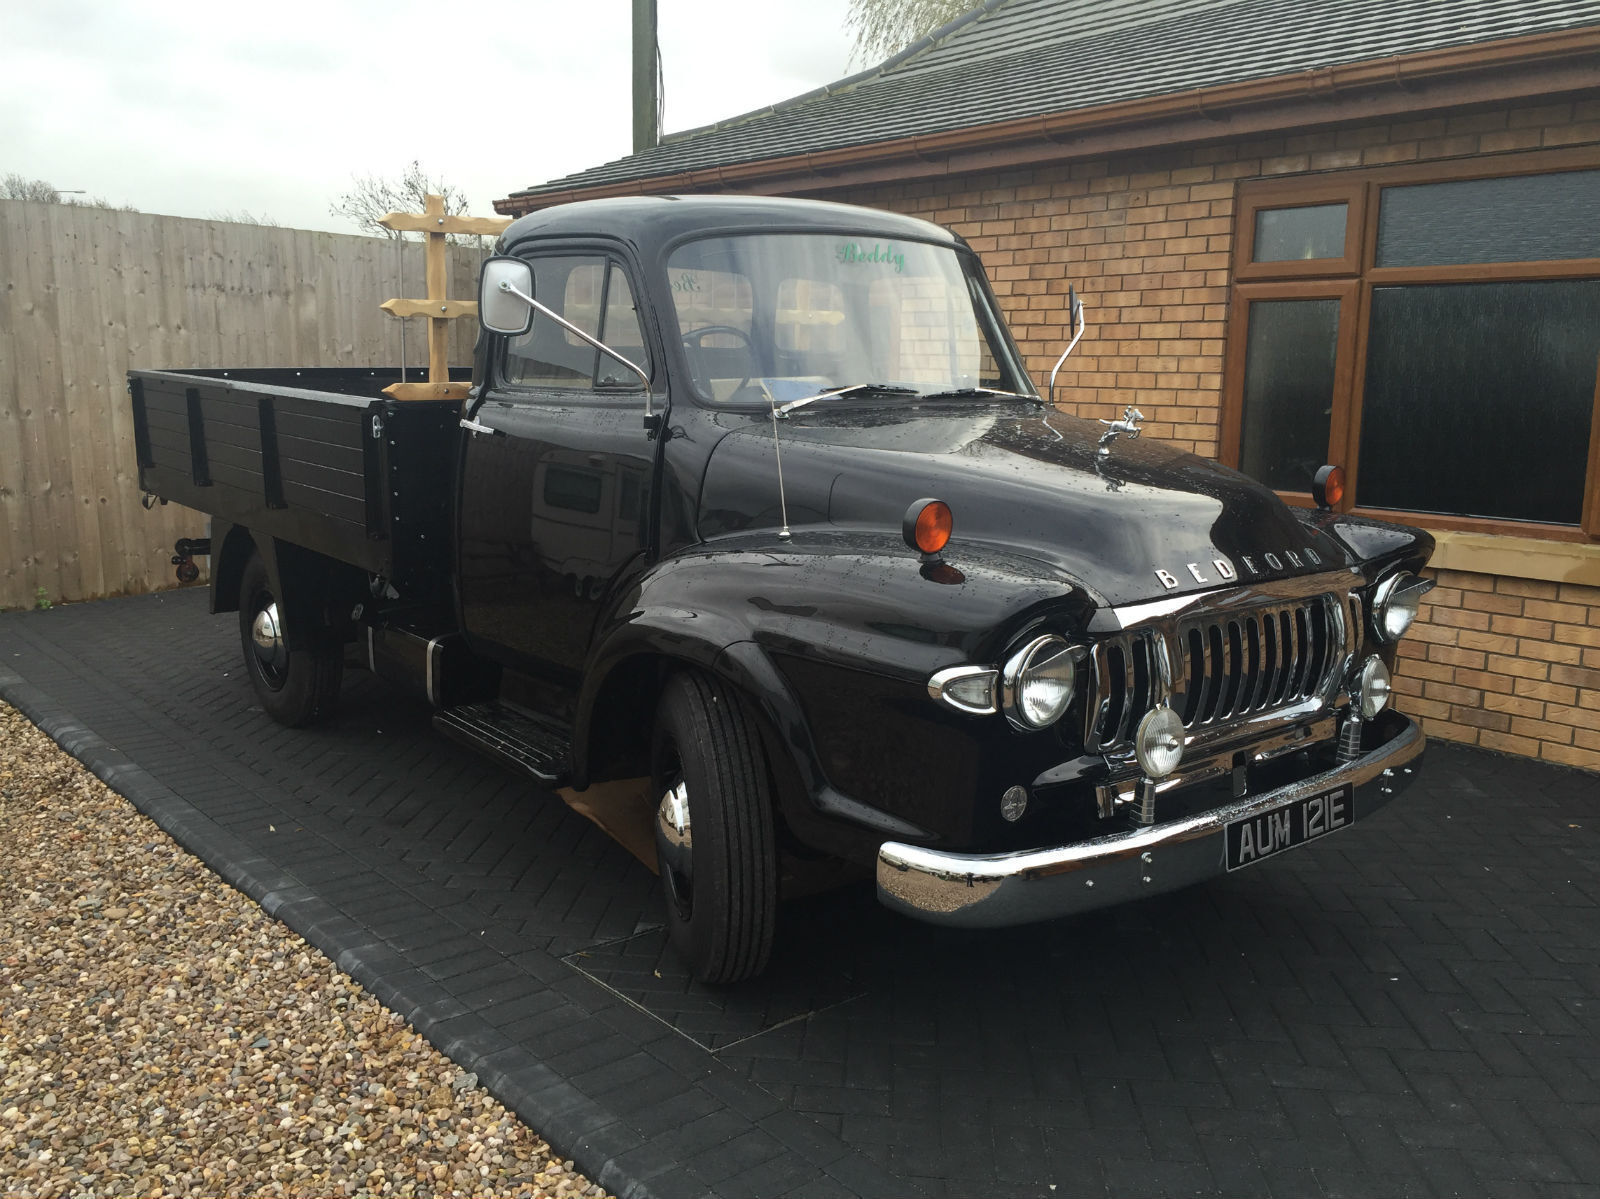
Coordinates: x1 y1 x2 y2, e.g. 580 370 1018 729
927 665 999 716
1001 634 1078 731
1371 571 1432 643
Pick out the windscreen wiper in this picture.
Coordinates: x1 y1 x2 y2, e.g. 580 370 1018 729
774 382 918 419
917 386 1040 403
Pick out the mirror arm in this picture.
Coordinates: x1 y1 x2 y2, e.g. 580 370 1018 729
1047 304 1088 409
498 280 654 419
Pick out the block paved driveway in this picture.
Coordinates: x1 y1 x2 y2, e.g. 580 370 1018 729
3 589 1599 1198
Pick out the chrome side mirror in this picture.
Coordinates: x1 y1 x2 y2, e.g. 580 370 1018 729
479 256 534 336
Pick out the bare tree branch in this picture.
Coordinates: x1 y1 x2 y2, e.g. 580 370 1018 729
845 0 971 66
2 174 61 203
330 161 481 245
209 209 280 226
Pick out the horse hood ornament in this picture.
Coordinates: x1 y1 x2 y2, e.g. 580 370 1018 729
1097 406 1144 457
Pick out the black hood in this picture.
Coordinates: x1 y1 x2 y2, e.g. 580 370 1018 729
697 401 1353 608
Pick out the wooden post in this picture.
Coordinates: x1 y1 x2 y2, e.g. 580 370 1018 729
377 195 511 401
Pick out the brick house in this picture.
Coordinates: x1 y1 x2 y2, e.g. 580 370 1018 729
497 0 1600 770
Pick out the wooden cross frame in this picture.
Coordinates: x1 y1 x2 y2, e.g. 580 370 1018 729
378 193 511 401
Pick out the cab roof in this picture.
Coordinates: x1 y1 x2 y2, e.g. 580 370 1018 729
498 194 960 256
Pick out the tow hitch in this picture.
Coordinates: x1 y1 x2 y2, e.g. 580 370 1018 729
172 537 210 584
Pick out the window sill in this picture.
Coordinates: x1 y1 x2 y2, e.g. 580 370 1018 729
1426 529 1600 586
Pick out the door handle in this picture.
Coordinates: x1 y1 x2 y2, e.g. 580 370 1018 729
460 418 502 437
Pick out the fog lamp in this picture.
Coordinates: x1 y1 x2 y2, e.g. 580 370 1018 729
1002 635 1077 730
1134 706 1185 778
1358 655 1391 718
1000 786 1029 823
1372 571 1430 642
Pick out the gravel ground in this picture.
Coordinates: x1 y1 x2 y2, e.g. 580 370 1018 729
0 701 611 1198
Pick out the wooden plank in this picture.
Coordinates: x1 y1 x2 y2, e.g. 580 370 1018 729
381 298 478 320
279 458 363 500
383 381 470 402
277 432 364 474
206 440 264 474
378 211 511 237
55 203 112 599
0 203 30 607
17 200 80 605
280 478 368 526
93 206 147 597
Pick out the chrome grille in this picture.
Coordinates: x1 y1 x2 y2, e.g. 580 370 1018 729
1084 592 1356 753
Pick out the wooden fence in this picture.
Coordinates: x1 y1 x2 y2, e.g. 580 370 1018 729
0 199 485 610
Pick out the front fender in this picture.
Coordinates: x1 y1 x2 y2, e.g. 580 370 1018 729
574 531 1095 861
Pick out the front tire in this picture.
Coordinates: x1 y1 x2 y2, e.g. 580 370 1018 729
651 671 778 984
238 553 342 727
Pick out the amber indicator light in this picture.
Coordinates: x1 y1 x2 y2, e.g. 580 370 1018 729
903 498 953 555
1312 465 1345 511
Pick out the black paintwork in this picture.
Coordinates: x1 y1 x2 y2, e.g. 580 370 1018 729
132 196 1433 867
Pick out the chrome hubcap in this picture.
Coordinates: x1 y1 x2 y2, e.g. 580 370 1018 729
655 779 693 919
250 601 287 680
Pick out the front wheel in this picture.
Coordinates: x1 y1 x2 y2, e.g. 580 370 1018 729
238 553 342 727
651 671 778 984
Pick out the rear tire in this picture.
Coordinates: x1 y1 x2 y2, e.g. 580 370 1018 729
238 553 342 727
651 670 778 984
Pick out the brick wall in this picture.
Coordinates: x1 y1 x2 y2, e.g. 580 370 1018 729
818 99 1600 770
1404 574 1600 770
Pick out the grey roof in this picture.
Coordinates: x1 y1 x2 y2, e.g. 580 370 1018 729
505 0 1599 203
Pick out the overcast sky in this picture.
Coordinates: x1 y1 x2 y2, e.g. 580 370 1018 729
1 0 856 234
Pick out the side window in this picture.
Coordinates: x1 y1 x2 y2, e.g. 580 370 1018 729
504 256 650 391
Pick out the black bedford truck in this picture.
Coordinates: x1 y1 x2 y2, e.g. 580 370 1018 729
131 195 1432 983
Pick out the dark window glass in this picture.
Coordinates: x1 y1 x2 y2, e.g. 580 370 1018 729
505 256 650 390
543 465 603 514
1238 299 1339 491
597 265 647 388
1376 170 1600 267
1253 204 1347 262
1357 281 1600 524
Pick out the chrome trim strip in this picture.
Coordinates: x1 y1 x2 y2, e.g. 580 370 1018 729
1095 715 1338 810
1095 568 1362 633
426 636 443 708
877 715 1424 928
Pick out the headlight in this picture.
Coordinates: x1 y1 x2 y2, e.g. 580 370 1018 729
1135 705 1185 778
1358 655 1391 718
1001 635 1077 730
1371 571 1431 642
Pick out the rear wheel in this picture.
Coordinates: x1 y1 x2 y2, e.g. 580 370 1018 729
238 553 342 727
651 671 778 984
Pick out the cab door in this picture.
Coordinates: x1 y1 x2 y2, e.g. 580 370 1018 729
457 248 659 685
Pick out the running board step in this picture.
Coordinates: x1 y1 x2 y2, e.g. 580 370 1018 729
433 702 572 786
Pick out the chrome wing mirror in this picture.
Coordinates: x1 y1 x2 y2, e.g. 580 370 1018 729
479 256 535 336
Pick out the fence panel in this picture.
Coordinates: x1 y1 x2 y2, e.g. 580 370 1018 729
0 199 489 610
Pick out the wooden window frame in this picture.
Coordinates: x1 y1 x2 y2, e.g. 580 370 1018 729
1224 147 1600 541
1236 178 1367 281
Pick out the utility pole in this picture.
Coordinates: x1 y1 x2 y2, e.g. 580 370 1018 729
632 0 659 153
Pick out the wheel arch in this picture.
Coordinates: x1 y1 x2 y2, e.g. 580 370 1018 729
218 524 363 650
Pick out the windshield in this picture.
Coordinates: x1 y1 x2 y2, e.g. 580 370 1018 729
665 232 1030 405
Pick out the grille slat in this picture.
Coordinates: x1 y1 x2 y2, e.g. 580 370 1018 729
1085 592 1349 754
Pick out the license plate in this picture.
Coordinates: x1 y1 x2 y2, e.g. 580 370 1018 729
1225 784 1353 871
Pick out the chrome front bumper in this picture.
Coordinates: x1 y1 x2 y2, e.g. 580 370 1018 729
876 714 1425 928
